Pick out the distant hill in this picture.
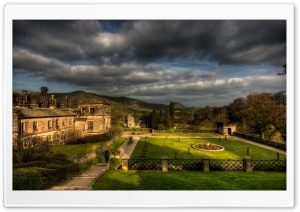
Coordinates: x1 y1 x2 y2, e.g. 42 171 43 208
91 93 167 110
14 90 197 124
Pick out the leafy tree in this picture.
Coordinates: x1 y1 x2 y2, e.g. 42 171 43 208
245 92 284 139
212 106 229 123
150 109 158 129
168 102 175 126
272 91 286 105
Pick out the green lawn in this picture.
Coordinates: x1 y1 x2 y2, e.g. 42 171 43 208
50 142 104 158
91 136 286 190
50 137 127 158
152 133 218 137
130 137 286 160
92 170 286 190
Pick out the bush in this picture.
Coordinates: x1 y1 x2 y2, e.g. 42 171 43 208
13 134 51 163
13 168 43 190
13 156 80 189
157 124 166 130
67 127 122 144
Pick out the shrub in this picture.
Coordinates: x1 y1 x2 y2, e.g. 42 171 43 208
13 156 80 189
157 124 166 130
13 168 43 190
13 134 51 163
66 127 122 144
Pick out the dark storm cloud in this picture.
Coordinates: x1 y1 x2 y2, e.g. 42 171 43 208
13 47 172 87
13 20 286 106
13 20 286 66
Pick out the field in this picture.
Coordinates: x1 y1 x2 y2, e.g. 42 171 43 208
130 137 286 160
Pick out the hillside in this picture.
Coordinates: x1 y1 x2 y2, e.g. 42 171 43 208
50 91 169 125
14 90 197 125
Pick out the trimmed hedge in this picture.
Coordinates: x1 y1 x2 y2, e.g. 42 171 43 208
13 168 43 190
13 157 80 190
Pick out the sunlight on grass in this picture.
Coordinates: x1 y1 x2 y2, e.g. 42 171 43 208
130 137 286 160
93 170 286 190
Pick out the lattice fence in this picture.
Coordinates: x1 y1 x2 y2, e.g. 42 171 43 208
252 160 286 171
210 160 244 171
128 159 161 170
127 158 286 172
168 159 202 170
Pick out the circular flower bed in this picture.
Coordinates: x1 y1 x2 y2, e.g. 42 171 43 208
192 143 225 152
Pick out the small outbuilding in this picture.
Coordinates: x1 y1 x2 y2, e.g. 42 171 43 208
125 114 141 128
217 122 236 135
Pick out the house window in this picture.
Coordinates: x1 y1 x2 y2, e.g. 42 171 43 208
69 119 71 125
20 122 26 132
89 108 95 114
62 119 65 126
87 121 93 131
56 119 59 129
81 108 86 114
33 121 38 131
48 120 52 130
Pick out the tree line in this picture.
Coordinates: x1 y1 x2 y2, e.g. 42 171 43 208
138 91 286 142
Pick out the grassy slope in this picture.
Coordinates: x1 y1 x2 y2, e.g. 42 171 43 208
50 142 104 158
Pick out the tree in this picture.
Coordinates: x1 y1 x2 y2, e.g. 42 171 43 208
272 91 286 105
150 109 158 129
168 102 175 126
245 92 283 139
13 133 51 163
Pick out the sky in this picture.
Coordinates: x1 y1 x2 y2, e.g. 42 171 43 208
13 20 286 107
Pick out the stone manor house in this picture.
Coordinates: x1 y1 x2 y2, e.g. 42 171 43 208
13 87 111 144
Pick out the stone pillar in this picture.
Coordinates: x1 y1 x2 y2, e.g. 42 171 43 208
161 156 169 172
122 159 129 172
202 157 210 172
243 156 252 173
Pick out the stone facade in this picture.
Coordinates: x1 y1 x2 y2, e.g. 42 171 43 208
125 114 140 128
13 108 76 144
13 101 111 144
217 122 236 135
75 102 111 135
14 86 58 108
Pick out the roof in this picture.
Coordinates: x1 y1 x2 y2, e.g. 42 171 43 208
13 107 76 118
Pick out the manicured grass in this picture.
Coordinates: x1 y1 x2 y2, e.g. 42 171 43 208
152 133 218 137
92 170 286 190
50 142 104 158
108 137 127 153
130 137 286 160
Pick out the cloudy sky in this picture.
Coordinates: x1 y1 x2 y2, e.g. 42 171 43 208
13 20 286 107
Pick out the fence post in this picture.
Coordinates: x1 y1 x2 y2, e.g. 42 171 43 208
243 156 252 173
202 156 210 172
161 156 169 172
122 159 129 172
